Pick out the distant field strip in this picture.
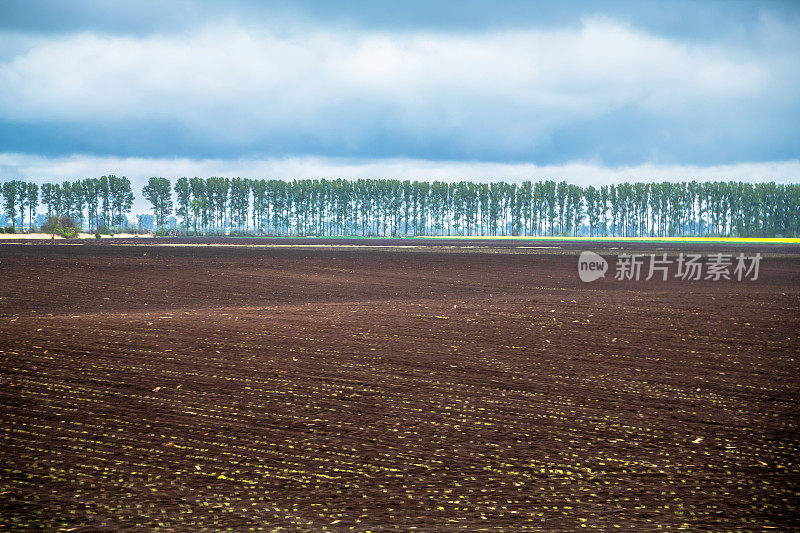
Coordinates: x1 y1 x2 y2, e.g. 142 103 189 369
413 235 800 244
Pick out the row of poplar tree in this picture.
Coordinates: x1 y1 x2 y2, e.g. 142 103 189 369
2 176 134 233
118 177 800 237
3 176 799 237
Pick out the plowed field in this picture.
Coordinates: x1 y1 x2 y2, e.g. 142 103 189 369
1 242 798 530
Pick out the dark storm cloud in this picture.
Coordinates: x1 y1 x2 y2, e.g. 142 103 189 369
0 0 798 170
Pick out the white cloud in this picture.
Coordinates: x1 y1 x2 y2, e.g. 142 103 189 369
1 152 797 214
0 18 787 150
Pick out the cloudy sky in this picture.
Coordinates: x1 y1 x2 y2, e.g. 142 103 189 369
1 0 798 211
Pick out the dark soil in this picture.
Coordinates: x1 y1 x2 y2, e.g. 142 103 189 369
1 242 798 530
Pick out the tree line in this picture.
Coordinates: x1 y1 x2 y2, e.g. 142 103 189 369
136 177 800 238
2 176 799 237
2 176 134 233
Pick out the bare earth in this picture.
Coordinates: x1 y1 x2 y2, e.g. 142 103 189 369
1 242 798 530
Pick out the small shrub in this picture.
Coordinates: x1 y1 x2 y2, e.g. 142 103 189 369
6 226 15 234
42 216 65 235
154 227 175 237
61 227 78 239
41 215 79 238
0 227 5 234
95 232 101 239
